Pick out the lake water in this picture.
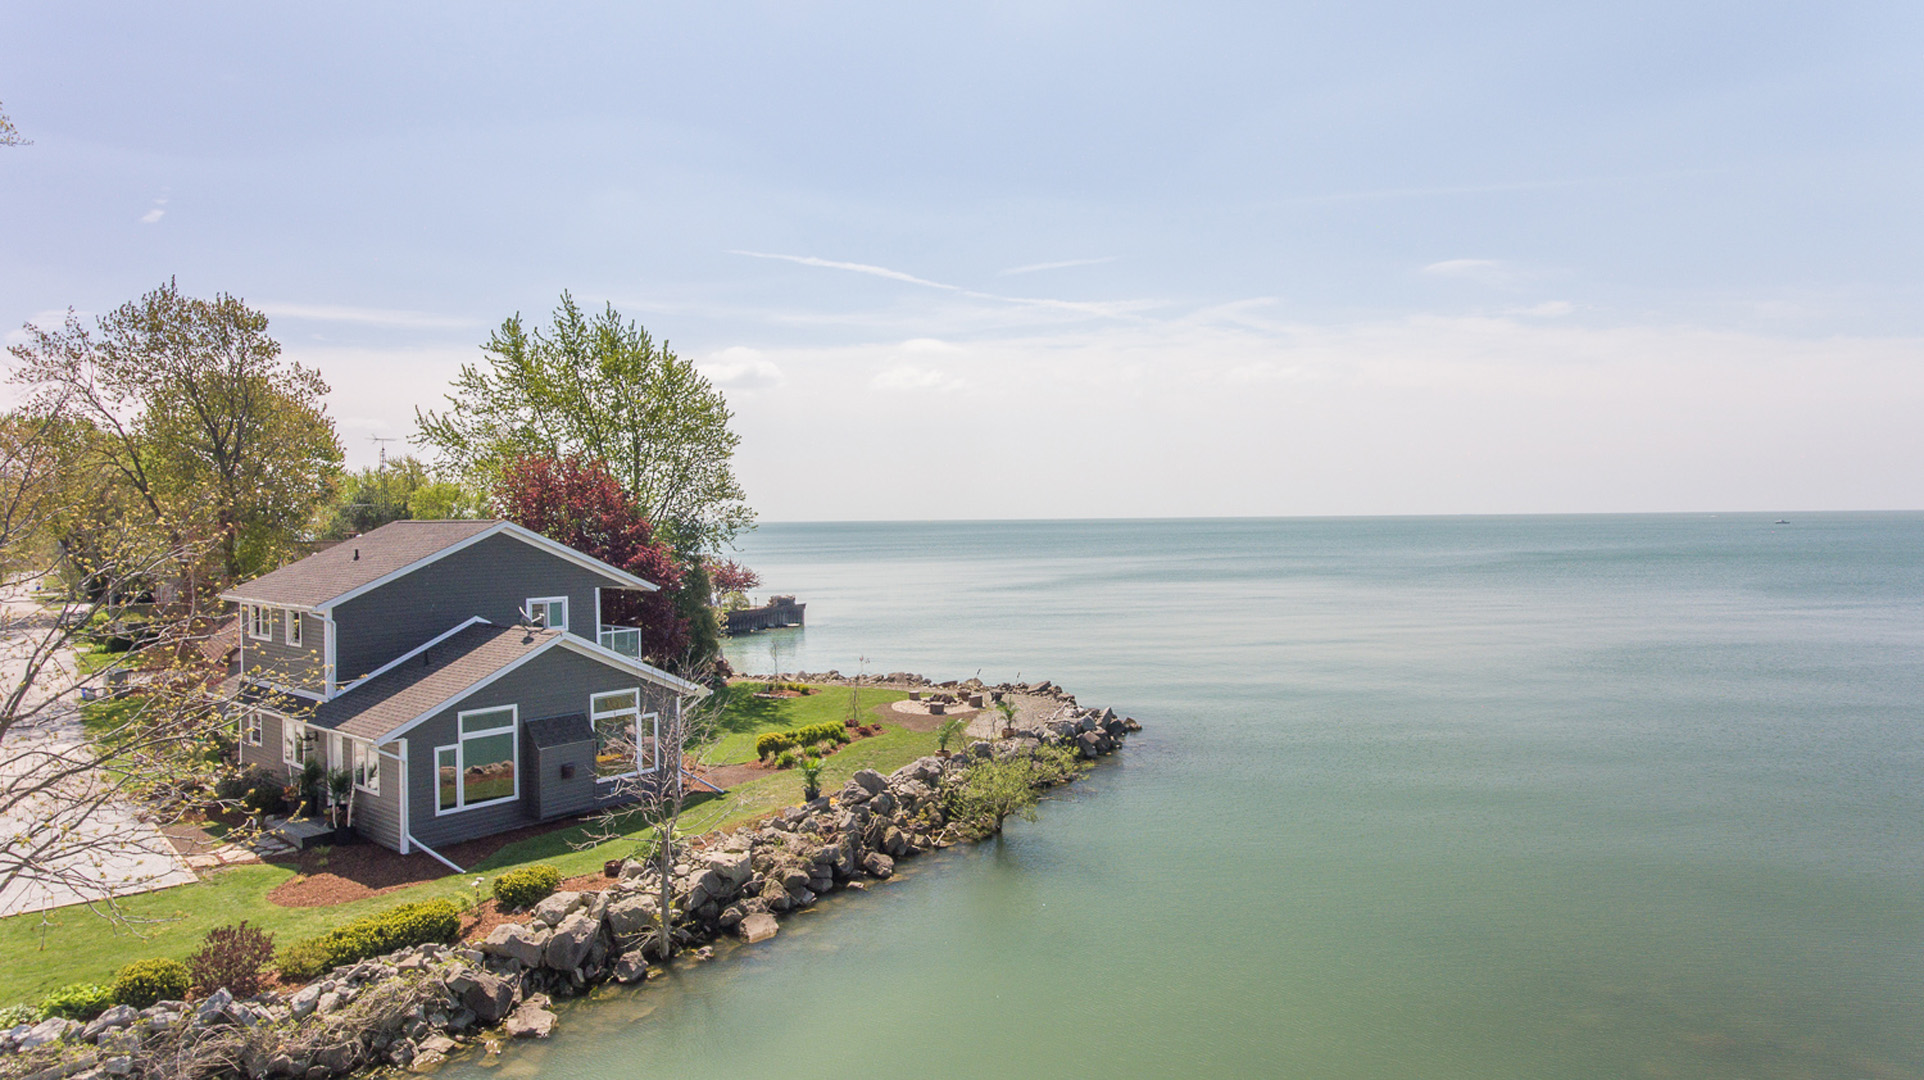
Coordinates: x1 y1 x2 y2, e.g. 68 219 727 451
452 514 1924 1079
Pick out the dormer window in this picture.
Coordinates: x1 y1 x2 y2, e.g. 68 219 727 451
286 611 303 648
246 605 273 641
526 597 568 632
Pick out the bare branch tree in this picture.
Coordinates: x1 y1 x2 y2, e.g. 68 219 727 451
0 409 243 926
569 688 724 960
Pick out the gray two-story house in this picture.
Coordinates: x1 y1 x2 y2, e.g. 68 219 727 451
220 519 707 866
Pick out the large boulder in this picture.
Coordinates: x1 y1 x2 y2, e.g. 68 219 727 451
543 912 600 971
604 893 662 939
862 852 895 879
738 912 779 943
82 1005 138 1042
849 769 887 795
504 1001 557 1039
480 923 549 968
703 850 753 889
455 971 515 1025
531 890 584 927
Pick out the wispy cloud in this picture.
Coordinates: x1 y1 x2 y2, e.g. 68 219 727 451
699 346 785 390
139 196 167 225
730 250 1143 321
998 256 1119 276
1422 258 1504 279
256 302 475 329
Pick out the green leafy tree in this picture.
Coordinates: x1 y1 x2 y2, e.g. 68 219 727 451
312 454 484 540
8 280 343 585
414 293 752 552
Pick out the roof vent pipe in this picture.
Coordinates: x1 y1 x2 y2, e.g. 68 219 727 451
353 548 360 560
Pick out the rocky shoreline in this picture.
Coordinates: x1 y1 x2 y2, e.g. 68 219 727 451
0 681 1137 1080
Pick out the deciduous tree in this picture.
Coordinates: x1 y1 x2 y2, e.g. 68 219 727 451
312 455 483 540
415 293 752 553
492 455 690 667
8 281 343 586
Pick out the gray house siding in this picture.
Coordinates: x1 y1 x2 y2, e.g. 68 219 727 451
331 533 625 685
236 703 287 774
346 743 404 850
240 609 326 694
400 647 678 850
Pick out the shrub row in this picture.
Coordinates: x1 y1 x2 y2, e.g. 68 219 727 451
492 864 562 910
275 899 462 981
756 722 850 761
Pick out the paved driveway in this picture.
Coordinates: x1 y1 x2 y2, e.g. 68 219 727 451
0 590 196 917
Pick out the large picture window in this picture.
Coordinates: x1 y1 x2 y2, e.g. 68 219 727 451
590 689 659 780
436 706 518 813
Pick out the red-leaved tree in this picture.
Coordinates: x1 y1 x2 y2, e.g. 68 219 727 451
707 558 760 600
494 455 688 665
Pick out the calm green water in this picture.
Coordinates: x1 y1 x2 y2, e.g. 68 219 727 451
456 515 1924 1079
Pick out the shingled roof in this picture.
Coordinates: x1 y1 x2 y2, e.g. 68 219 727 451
309 622 566 740
220 519 655 610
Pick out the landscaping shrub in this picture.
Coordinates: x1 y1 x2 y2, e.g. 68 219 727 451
0 1003 39 1027
214 765 288 816
39 983 113 1021
492 864 562 910
113 958 191 1008
275 898 462 981
187 921 276 997
756 721 851 761
774 748 798 769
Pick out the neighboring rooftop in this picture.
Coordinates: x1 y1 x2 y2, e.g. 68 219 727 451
222 519 500 609
310 622 566 740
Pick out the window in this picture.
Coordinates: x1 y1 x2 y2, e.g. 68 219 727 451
590 689 652 780
246 605 273 641
282 719 308 766
242 710 263 747
286 611 302 647
526 597 568 631
350 740 381 795
436 705 518 813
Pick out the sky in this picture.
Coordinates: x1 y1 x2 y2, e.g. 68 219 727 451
3 2 1921 520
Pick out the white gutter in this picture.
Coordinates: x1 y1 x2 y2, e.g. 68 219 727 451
407 833 464 874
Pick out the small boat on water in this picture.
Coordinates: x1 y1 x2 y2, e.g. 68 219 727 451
1774 519 1790 524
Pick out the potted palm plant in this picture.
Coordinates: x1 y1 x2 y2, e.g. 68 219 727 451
326 768 356 843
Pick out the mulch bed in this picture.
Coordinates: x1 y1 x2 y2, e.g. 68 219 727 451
264 816 600 908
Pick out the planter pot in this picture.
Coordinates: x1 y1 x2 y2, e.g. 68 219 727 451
936 750 953 759
605 859 623 878
1001 728 1017 738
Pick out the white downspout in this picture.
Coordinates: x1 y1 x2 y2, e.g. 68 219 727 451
396 740 410 855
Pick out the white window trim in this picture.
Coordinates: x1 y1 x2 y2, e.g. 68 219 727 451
286 610 302 648
590 689 647 782
435 705 520 815
638 711 660 775
526 596 568 632
246 605 272 641
242 709 263 747
350 737 382 796
282 718 308 767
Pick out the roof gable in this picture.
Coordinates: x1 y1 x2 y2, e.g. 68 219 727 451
220 519 657 610
306 620 705 742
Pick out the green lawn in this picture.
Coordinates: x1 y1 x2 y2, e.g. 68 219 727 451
0 685 936 1005
705 683 907 764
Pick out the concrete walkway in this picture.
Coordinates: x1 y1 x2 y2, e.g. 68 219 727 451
0 586 196 917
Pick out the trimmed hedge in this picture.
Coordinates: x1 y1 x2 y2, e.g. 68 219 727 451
40 983 114 1021
756 722 850 761
113 958 191 1009
275 898 463 981
492 864 562 911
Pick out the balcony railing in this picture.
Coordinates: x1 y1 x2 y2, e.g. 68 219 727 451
599 625 641 658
